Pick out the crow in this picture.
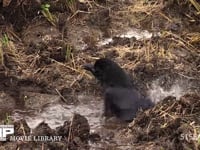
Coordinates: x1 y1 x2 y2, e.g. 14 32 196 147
83 58 154 122
104 87 153 121
83 58 132 88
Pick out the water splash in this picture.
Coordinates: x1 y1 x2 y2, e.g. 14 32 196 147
148 80 188 104
98 28 160 46
119 29 153 40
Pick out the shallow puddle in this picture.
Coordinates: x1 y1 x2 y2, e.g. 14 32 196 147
11 93 132 149
10 73 195 150
12 95 103 130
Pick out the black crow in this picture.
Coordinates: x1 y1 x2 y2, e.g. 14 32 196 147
104 87 153 121
83 58 154 122
83 58 132 88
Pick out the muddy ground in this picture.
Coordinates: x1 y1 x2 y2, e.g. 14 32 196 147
0 0 200 149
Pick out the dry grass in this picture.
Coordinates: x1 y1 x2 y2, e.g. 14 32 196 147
122 93 200 149
188 0 200 13
186 32 200 44
0 41 4 66
0 0 199 149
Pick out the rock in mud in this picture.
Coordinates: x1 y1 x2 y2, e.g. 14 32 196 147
14 119 31 136
33 122 55 137
56 113 90 142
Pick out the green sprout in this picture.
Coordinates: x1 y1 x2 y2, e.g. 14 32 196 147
65 44 73 61
1 34 9 46
5 113 12 125
0 46 3 66
66 0 77 14
41 4 56 26
0 34 9 66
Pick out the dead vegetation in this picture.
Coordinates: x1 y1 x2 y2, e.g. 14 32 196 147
0 0 199 149
122 93 200 150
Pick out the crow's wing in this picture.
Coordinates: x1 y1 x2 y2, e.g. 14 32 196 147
105 87 154 121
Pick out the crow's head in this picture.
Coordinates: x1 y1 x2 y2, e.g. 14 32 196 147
83 58 132 88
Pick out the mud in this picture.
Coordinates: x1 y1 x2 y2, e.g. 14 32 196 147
122 93 200 150
0 0 200 149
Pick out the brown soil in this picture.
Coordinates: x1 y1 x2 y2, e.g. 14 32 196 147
0 0 199 149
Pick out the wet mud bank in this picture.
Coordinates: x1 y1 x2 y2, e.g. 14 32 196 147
0 0 200 149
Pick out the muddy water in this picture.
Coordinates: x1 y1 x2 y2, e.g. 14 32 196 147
12 94 103 130
10 80 193 150
11 93 132 149
10 77 194 150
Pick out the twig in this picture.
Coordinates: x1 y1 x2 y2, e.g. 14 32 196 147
67 10 92 21
70 74 83 87
19 122 26 136
55 88 68 103
42 143 44 150
176 72 200 80
48 58 92 79
68 115 75 143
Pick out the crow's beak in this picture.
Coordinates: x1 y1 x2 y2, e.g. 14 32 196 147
82 64 95 73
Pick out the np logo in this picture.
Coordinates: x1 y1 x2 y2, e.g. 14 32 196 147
0 125 14 141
